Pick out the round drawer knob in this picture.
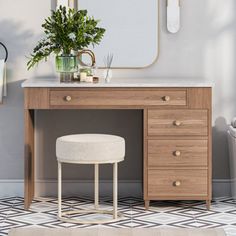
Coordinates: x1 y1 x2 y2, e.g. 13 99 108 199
173 150 181 157
65 96 72 102
163 96 170 102
173 120 182 126
173 180 181 187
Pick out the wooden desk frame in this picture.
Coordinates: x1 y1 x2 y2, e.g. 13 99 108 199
24 87 212 210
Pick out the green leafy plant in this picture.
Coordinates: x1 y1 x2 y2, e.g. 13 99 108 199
27 6 105 70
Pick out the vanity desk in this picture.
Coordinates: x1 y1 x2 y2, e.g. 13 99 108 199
22 78 212 210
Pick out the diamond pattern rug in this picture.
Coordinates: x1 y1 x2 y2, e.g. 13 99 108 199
0 197 235 236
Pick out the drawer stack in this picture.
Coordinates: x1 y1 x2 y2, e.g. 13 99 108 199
144 88 211 209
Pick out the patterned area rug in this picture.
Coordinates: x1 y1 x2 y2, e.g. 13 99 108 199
0 197 235 236
9 228 226 236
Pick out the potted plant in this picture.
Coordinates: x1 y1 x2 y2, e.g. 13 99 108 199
27 6 105 82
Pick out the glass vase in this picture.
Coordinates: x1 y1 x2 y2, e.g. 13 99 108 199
103 69 113 83
55 55 78 82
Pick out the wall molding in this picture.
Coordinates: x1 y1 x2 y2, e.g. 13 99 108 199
212 179 232 198
0 179 232 198
0 179 24 198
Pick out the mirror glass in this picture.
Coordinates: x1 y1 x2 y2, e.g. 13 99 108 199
78 0 159 68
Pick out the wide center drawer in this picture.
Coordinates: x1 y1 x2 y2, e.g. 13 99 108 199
148 169 208 197
148 139 208 167
148 109 208 136
49 89 187 107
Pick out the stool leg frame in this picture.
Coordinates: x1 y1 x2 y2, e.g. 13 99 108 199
113 162 118 219
94 164 99 210
57 161 122 224
58 162 62 218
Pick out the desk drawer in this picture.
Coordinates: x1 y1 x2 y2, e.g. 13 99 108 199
49 89 187 107
148 169 208 197
148 139 208 167
148 109 208 136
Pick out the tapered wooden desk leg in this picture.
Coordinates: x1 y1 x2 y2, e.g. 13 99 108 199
206 200 211 210
145 200 150 210
24 109 35 210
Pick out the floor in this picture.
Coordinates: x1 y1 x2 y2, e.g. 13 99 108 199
0 197 235 236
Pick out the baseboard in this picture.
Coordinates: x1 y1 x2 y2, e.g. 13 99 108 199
35 180 143 197
212 179 232 198
0 179 24 198
0 179 232 198
0 179 143 198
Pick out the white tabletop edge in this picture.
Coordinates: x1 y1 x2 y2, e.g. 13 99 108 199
21 77 214 88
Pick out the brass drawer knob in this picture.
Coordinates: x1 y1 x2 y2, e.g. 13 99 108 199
65 95 72 102
173 150 181 157
163 96 170 102
173 180 181 187
173 120 182 126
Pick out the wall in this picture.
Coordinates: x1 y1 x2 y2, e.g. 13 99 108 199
0 0 235 197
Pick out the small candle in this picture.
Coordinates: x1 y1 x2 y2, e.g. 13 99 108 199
80 72 87 82
86 76 93 83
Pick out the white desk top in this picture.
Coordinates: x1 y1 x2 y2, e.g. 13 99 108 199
21 77 213 88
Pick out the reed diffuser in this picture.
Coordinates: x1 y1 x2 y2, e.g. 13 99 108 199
103 53 113 82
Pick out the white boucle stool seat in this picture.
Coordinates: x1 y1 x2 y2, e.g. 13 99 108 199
56 134 125 164
56 133 125 224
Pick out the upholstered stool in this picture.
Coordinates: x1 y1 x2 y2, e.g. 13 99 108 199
56 134 125 224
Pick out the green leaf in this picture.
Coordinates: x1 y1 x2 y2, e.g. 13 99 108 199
27 6 105 69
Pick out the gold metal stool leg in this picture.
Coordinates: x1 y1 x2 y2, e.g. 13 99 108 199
95 164 99 210
113 162 118 219
58 162 62 218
